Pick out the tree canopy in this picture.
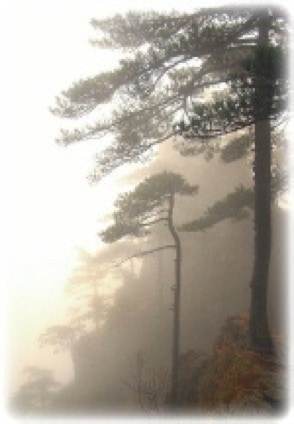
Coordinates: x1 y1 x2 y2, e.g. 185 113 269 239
11 367 60 414
51 7 287 181
101 171 198 243
181 185 254 232
51 3 288 357
101 170 198 404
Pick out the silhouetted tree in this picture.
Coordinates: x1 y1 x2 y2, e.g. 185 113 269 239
101 171 198 404
38 324 79 353
175 12 287 352
11 367 60 415
182 185 255 231
52 6 287 353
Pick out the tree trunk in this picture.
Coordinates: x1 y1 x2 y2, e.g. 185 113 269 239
249 13 274 353
167 193 182 405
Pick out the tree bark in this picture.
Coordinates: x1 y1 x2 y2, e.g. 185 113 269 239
249 13 274 353
167 193 182 405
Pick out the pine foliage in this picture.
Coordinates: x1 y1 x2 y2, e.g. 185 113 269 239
51 7 287 181
181 186 254 232
101 171 198 243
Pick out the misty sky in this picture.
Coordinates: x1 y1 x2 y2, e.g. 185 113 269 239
1 0 293 404
1 0 214 395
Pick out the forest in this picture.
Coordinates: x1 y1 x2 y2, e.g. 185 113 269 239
10 4 289 417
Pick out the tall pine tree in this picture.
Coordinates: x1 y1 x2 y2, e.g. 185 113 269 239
101 171 198 404
52 7 288 352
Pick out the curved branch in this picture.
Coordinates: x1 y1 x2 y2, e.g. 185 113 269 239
113 244 176 267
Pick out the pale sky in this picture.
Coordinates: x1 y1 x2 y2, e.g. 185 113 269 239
1 0 214 397
0 0 293 409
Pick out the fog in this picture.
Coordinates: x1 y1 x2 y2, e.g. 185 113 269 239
3 0 289 418
7 139 287 416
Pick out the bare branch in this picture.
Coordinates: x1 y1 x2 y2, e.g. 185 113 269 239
113 244 175 267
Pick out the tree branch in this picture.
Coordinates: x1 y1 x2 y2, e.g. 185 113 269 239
140 217 168 227
113 244 176 267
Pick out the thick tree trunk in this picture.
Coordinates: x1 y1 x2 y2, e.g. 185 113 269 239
250 119 273 352
168 194 182 405
249 13 274 353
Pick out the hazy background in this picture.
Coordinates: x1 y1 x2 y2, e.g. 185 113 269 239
0 0 293 420
1 0 219 396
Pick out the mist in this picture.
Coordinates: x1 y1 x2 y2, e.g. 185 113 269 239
8 138 287 416
5 1 289 418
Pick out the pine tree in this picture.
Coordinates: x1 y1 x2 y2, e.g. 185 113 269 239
176 12 287 353
52 6 288 352
101 171 198 405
